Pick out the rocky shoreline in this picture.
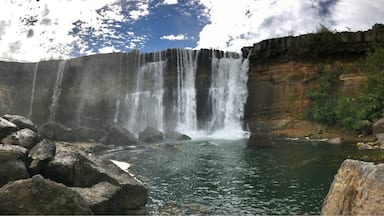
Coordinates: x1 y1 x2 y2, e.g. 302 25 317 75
0 114 151 214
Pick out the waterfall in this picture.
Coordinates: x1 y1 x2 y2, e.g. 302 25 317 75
28 62 39 118
124 51 165 134
49 60 67 122
208 51 249 137
175 49 199 132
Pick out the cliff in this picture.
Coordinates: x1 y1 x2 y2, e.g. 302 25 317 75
242 24 384 137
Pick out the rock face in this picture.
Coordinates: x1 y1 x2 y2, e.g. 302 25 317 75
322 159 384 215
139 127 164 142
0 175 93 215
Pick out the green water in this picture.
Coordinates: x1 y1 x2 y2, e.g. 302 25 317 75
104 138 382 215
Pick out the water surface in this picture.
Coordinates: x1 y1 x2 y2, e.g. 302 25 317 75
104 139 381 215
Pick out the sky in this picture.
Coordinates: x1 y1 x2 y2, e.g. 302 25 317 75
1 0 384 62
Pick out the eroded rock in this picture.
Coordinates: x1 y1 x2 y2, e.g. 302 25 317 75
322 159 384 215
0 175 93 215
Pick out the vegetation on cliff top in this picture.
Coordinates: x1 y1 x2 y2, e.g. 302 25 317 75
306 45 384 133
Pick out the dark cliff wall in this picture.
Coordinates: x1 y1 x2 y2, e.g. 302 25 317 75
242 24 384 132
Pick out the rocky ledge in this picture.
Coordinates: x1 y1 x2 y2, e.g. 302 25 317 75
0 114 148 215
322 159 384 215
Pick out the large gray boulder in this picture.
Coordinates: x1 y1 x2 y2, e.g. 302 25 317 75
1 128 38 149
373 118 384 136
0 175 93 215
0 144 28 161
322 159 384 215
139 127 164 142
28 139 56 175
2 114 38 132
105 124 138 146
43 142 147 210
0 117 18 139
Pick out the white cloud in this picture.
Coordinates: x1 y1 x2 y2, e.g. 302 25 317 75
98 46 118 54
0 0 150 62
195 0 384 52
161 34 188 40
163 0 178 5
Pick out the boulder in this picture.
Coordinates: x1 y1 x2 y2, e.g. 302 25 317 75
0 117 18 139
1 128 38 149
105 124 138 146
28 139 56 175
376 133 384 145
247 132 273 148
72 181 146 215
322 159 384 215
2 114 38 132
139 127 164 143
70 127 108 142
43 142 147 210
39 122 72 141
0 144 28 161
166 131 191 141
0 175 93 215
0 159 29 187
372 118 384 136
327 137 342 145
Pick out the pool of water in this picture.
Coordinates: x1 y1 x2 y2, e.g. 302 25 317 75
102 138 383 215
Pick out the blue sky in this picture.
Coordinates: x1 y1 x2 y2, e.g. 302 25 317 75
1 0 384 62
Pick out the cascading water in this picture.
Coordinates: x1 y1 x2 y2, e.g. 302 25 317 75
124 51 165 134
175 49 199 132
49 60 67 122
28 62 39 118
208 51 249 138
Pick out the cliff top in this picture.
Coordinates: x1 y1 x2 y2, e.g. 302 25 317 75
242 24 384 61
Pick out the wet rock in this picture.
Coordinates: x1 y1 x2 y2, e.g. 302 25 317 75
0 117 18 139
2 114 38 132
105 124 138 146
1 128 38 149
0 159 29 187
0 175 93 215
166 131 191 141
247 132 273 148
373 118 384 136
139 127 164 143
28 139 56 175
322 159 384 215
328 137 342 145
39 122 72 141
43 142 147 209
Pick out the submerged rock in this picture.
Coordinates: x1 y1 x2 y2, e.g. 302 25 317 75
0 175 93 215
247 132 273 148
322 159 384 215
166 131 191 141
139 127 164 143
327 137 342 145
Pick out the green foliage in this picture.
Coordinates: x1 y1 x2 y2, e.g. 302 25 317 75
306 46 384 132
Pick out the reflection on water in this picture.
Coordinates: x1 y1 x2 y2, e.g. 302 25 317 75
103 139 383 215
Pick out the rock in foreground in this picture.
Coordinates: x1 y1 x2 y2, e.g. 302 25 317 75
322 159 384 215
0 175 93 215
